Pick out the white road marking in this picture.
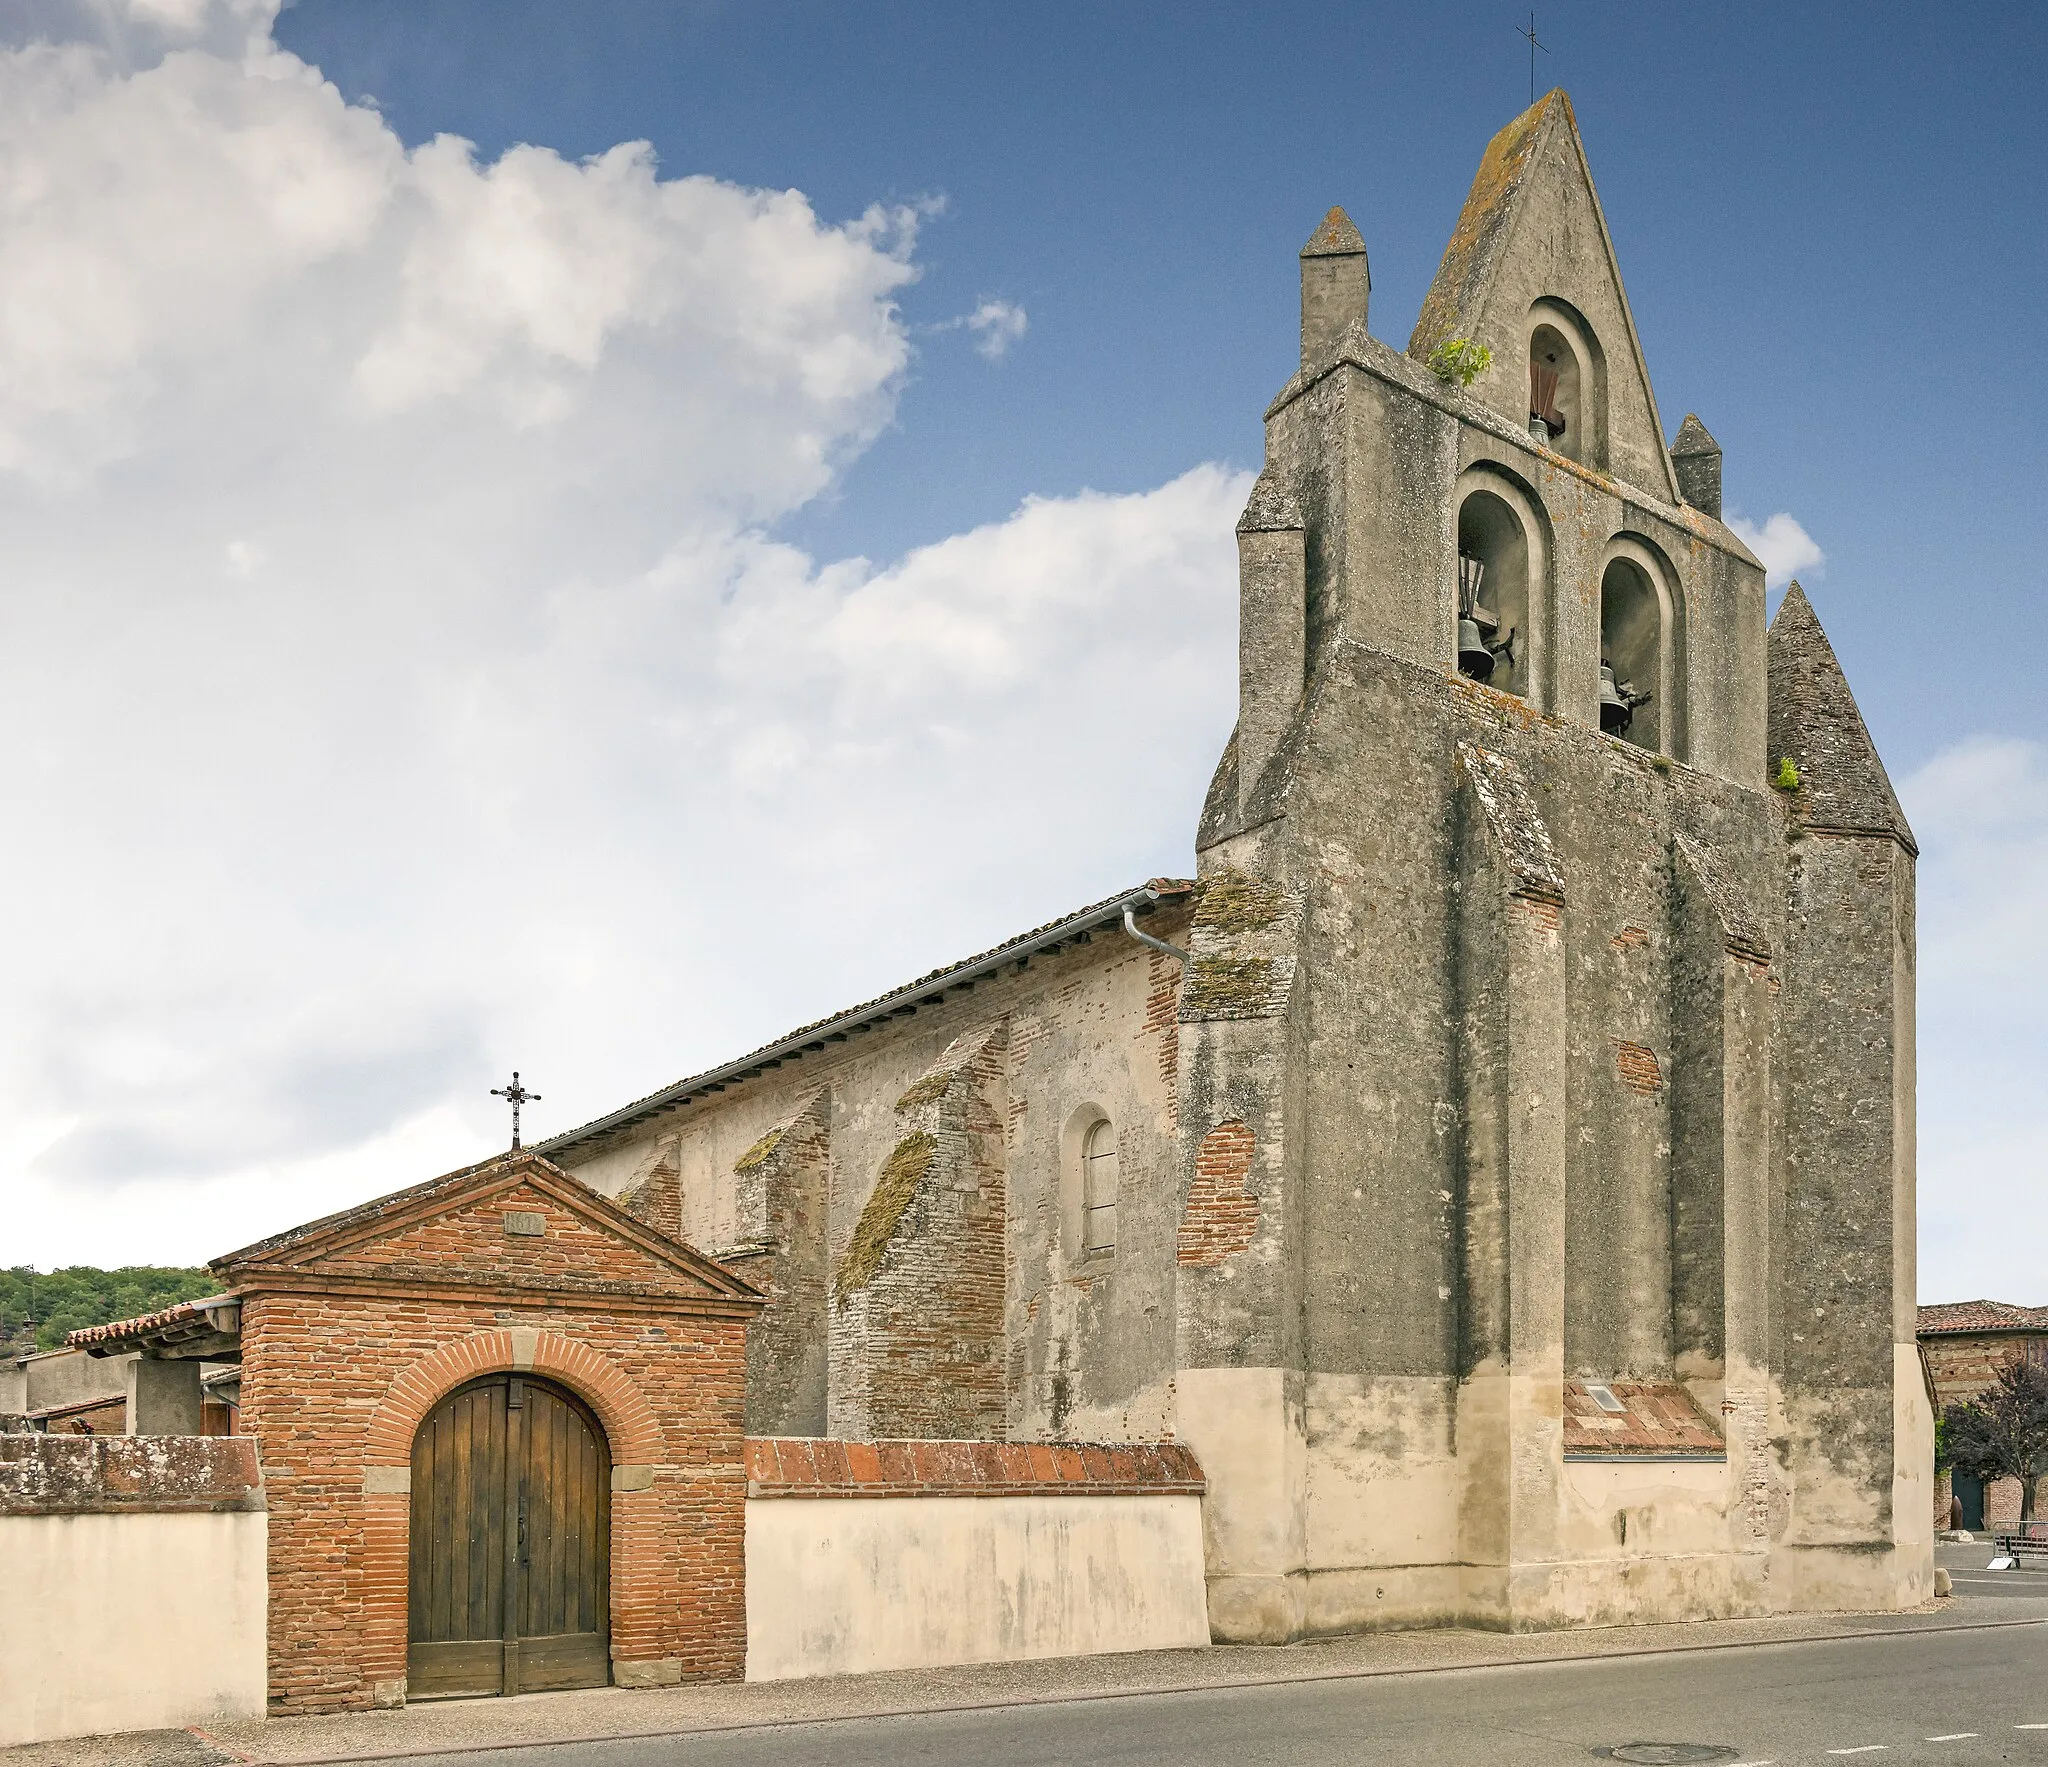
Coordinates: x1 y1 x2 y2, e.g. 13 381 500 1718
1827 1750 1888 1757
1926 1735 1979 1742
2018 1723 2048 1729
1728 1760 1775 1766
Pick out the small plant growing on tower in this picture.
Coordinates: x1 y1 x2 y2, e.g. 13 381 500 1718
1428 336 1492 388
1772 756 1801 791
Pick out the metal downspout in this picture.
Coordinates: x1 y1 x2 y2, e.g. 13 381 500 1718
1121 899 1189 963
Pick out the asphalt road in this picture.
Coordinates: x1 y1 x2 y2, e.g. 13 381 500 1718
390 1621 2048 1767
1941 1538 2048 1602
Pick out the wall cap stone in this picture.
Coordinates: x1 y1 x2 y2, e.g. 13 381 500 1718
0 1435 264 1515
746 1438 1204 1499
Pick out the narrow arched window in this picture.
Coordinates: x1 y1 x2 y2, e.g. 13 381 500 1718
1456 489 1534 702
1599 556 1665 753
1526 300 1607 470
1082 1120 1119 1253
1528 323 1581 458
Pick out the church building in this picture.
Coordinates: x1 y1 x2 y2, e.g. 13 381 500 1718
37 98 1931 1735
540 90 1932 1638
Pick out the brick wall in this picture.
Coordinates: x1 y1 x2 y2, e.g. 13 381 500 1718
830 1025 1008 1439
618 1145 682 1240
559 893 1194 1450
747 1436 1204 1497
1178 1119 1259 1266
226 1162 756 1715
1923 1333 2048 1413
728 1091 831 1435
0 1435 262 1513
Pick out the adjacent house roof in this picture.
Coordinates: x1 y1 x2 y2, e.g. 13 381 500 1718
1918 1300 2048 1336
67 1296 242 1359
539 878 1196 1161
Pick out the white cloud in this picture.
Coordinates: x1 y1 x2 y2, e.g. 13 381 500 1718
1902 735 2048 1305
1727 510 1824 589
0 1 1245 1267
964 298 1028 360
929 297 1029 361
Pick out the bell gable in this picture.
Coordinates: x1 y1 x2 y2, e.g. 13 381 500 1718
1408 90 1679 503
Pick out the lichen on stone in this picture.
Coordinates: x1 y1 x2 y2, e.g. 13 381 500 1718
734 1125 786 1174
894 1071 955 1113
1184 955 1278 1019
1195 870 1286 936
836 1131 936 1295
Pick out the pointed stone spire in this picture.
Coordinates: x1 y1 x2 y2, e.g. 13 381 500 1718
1670 414 1722 519
1299 206 1369 371
1767 583 1915 851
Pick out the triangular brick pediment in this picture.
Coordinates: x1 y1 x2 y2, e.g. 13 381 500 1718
1408 90 1678 502
210 1150 761 1304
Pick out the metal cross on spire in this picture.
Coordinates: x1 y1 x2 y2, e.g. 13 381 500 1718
491 1071 540 1150
1516 11 1549 107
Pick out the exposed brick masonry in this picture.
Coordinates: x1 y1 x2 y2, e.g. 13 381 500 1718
1178 1119 1260 1266
829 1025 1009 1440
1612 1040 1664 1095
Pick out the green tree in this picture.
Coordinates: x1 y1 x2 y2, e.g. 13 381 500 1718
0 1265 217 1354
1944 1354 2048 1522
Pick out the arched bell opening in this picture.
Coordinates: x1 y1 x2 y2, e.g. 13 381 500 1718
1526 299 1607 470
1598 555 1670 754
1455 487 1535 703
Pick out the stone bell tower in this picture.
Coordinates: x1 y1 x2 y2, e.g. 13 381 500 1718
1167 91 1928 1641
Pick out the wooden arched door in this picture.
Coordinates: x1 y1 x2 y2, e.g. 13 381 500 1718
408 1373 611 1698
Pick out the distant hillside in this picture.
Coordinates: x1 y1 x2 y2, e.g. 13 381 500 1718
1 1266 218 1355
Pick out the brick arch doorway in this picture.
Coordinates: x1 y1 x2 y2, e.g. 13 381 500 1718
408 1373 611 1698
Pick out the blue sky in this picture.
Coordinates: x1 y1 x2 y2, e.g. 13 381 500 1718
276 0 2048 766
1 0 2041 1302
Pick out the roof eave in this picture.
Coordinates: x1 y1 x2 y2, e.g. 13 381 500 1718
538 880 1193 1161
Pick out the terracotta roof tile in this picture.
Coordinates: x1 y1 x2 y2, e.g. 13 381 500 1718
1918 1300 2048 1336
1562 1381 1722 1457
65 1300 206 1348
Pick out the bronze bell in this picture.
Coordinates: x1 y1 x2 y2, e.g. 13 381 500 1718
1599 661 1632 733
1458 617 1496 680
1457 554 1502 682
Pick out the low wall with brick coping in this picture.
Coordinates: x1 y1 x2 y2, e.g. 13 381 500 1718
743 1438 1209 1680
0 1437 267 1746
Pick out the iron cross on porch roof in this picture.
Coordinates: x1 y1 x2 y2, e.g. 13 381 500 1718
491 1071 540 1150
